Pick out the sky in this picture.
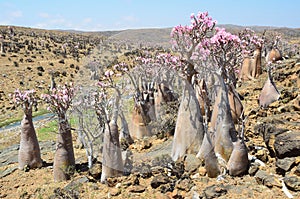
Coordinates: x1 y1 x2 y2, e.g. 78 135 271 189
0 0 299 31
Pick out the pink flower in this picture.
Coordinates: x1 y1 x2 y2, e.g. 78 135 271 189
104 70 114 77
190 13 195 19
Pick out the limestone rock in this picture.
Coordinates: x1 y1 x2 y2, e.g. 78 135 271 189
274 131 300 158
128 185 146 193
284 176 300 191
203 184 228 199
150 173 171 189
276 157 295 174
255 170 282 188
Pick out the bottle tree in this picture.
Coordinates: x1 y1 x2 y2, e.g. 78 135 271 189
169 12 218 161
238 28 264 81
94 70 124 183
12 89 43 170
41 83 75 181
170 11 249 176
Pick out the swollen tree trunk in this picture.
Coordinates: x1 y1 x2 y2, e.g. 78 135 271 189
227 121 249 176
101 90 124 183
227 139 249 176
18 113 43 170
171 80 204 161
101 121 124 183
0 40 3 54
227 84 244 124
130 102 152 139
239 47 262 81
119 110 134 145
197 131 220 178
212 74 237 162
266 48 282 63
259 67 280 108
53 116 75 182
253 47 262 77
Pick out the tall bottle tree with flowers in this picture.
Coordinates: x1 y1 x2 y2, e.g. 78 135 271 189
170 12 218 161
12 89 43 170
41 83 75 181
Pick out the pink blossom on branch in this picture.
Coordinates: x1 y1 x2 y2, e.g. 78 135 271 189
171 11 216 61
208 27 243 82
210 27 240 45
239 28 264 56
41 83 75 116
170 11 244 84
11 89 38 114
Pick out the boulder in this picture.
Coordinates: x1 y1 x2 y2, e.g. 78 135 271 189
274 131 300 158
284 176 300 191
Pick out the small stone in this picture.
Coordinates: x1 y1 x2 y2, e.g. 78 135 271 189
109 188 121 196
294 164 300 176
175 178 194 192
248 163 259 176
284 176 300 191
274 131 300 158
89 162 102 179
128 185 146 193
137 138 152 151
150 174 170 189
59 59 65 64
276 157 295 174
36 66 44 72
255 149 268 163
122 174 139 187
203 184 227 199
150 166 164 175
65 176 89 190
184 154 203 173
255 170 282 188
198 166 207 176
24 165 30 172
132 163 152 179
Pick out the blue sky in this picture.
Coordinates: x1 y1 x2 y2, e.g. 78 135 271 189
0 0 299 31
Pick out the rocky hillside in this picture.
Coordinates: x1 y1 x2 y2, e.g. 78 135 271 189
0 25 299 198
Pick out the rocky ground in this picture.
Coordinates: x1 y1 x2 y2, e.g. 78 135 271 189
0 26 300 198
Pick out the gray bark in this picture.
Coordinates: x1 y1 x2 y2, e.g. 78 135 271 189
53 117 75 182
171 80 204 161
18 113 43 170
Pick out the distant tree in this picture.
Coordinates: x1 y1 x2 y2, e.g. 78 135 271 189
0 34 4 54
41 83 76 181
12 89 43 170
238 28 264 81
113 52 180 140
73 87 103 169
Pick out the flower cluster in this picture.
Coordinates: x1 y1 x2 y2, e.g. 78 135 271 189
156 53 181 66
41 83 75 117
209 27 243 82
11 89 38 114
113 62 129 72
239 28 264 56
171 11 216 61
210 27 240 46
